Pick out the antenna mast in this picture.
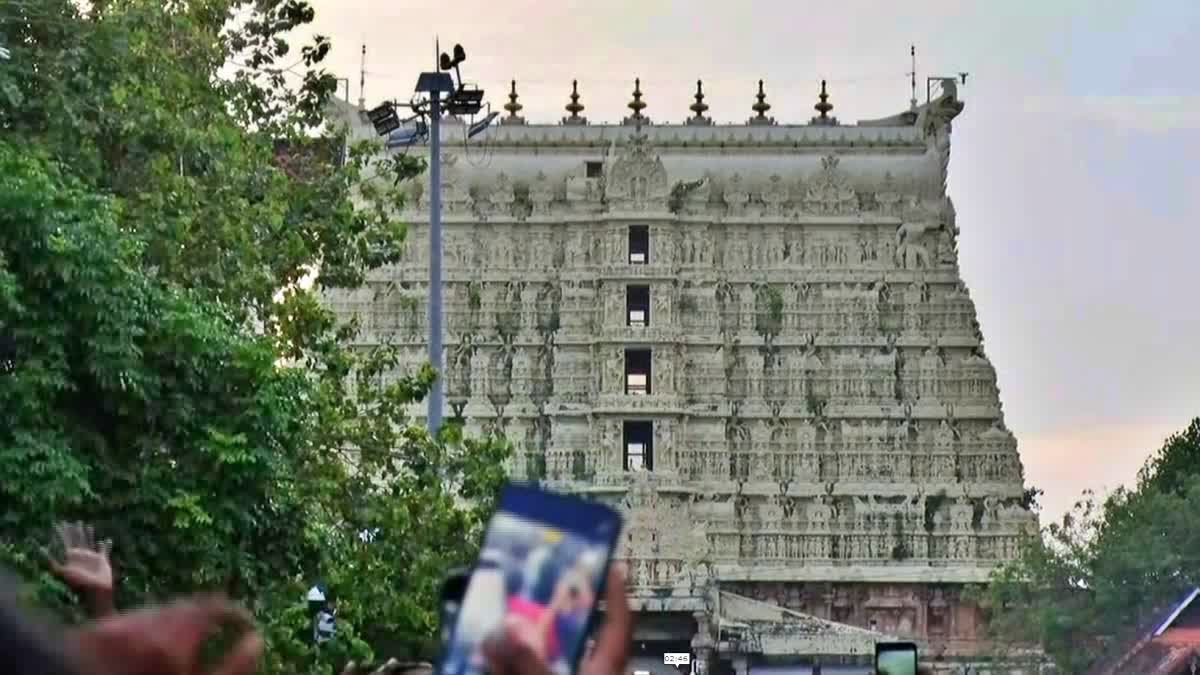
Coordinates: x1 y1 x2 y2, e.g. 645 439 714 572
358 44 367 109
908 45 917 110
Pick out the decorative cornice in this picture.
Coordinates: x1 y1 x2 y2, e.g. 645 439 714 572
424 123 926 149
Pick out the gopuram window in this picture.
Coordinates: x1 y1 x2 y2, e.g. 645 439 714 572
628 225 649 264
627 285 650 326
625 348 652 395
623 420 653 471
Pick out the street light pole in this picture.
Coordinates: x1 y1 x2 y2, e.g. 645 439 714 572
380 47 489 436
426 93 444 434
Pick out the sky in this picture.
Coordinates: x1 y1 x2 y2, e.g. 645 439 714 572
298 0 1200 524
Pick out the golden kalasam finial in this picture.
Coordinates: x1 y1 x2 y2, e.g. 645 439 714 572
627 77 647 121
815 79 833 119
749 79 775 125
502 79 525 125
688 79 711 125
561 79 585 125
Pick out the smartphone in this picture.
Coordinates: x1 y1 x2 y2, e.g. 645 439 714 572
437 483 623 675
875 641 918 675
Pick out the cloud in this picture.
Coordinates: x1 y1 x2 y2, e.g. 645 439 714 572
1021 94 1200 133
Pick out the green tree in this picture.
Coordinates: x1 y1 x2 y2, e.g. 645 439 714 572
0 1 509 672
980 418 1200 673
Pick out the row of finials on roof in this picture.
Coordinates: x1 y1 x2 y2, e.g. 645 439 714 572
500 78 839 127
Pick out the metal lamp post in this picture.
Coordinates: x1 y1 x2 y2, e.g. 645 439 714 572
368 45 490 435
413 71 456 434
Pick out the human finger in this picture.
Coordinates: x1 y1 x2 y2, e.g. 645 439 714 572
185 594 255 631
371 657 400 675
100 539 113 559
145 594 255 658
40 547 59 566
209 633 263 675
66 522 81 550
55 522 71 550
339 661 359 675
585 563 631 675
85 524 95 551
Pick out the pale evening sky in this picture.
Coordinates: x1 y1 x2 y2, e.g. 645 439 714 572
298 0 1200 524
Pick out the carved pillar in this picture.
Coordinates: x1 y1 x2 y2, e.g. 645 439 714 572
654 418 674 472
690 610 716 675
654 347 676 396
653 282 673 328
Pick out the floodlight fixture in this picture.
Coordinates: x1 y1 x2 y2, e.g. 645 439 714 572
468 111 500 139
415 71 455 95
445 86 484 116
452 44 466 64
385 119 429 148
367 102 401 136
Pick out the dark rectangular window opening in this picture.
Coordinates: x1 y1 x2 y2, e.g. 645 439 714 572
628 225 649 264
625 348 652 395
623 420 654 471
627 285 650 327
586 161 603 178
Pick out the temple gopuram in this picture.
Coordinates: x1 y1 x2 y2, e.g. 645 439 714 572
327 76 1044 674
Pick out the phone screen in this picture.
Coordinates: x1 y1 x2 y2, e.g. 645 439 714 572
437 483 622 675
875 641 918 675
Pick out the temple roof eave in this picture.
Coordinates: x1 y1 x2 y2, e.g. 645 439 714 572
325 96 939 149
717 591 894 657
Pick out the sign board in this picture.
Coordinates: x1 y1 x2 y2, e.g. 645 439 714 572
664 653 692 666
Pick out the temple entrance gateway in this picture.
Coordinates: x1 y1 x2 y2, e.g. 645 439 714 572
326 76 1043 673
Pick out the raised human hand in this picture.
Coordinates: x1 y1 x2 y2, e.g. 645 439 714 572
69 594 261 675
45 521 115 616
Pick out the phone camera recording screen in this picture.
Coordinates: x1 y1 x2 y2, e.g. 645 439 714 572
439 484 621 675
875 642 918 675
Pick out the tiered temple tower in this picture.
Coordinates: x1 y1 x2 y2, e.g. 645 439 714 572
327 79 1040 674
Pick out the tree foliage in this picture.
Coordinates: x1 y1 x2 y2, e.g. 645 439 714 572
980 418 1200 673
0 1 507 672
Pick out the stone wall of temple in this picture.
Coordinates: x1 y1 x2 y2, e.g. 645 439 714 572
723 581 987 659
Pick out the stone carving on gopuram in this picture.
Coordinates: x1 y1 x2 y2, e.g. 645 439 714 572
324 76 1042 674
